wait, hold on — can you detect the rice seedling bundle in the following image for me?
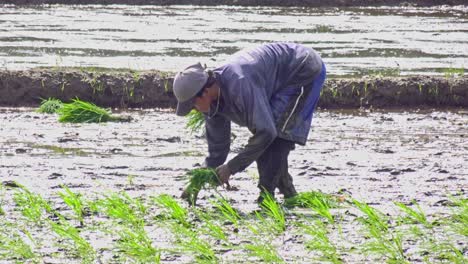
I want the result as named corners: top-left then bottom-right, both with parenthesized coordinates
top-left (37, 98), bottom-right (63, 114)
top-left (57, 99), bottom-right (118, 123)
top-left (186, 109), bottom-right (205, 133)
top-left (182, 168), bottom-right (220, 205)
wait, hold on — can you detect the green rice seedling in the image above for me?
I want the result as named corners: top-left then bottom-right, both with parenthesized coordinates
top-left (297, 220), bottom-right (341, 264)
top-left (13, 185), bottom-right (53, 224)
top-left (352, 199), bottom-right (388, 232)
top-left (395, 201), bottom-right (430, 228)
top-left (210, 197), bottom-right (241, 228)
top-left (352, 199), bottom-right (407, 263)
top-left (49, 218), bottom-right (95, 263)
top-left (37, 98), bottom-right (63, 114)
top-left (0, 227), bottom-right (37, 261)
top-left (95, 192), bottom-right (145, 228)
top-left (116, 226), bottom-right (160, 263)
top-left (58, 185), bottom-right (85, 225)
top-left (57, 98), bottom-right (123, 123)
top-left (182, 168), bottom-right (220, 205)
top-left (186, 109), bottom-right (205, 133)
top-left (284, 191), bottom-right (338, 209)
top-left (257, 192), bottom-right (286, 234)
top-left (170, 223), bottom-right (218, 263)
top-left (243, 240), bottom-right (284, 263)
top-left (194, 208), bottom-right (228, 242)
top-left (153, 194), bottom-right (189, 227)
top-left (428, 242), bottom-right (466, 264)
top-left (447, 196), bottom-right (468, 236)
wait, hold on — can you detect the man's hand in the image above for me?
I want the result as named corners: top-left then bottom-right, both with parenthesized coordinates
top-left (215, 164), bottom-right (231, 186)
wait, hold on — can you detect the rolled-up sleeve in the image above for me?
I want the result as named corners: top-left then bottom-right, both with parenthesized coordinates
top-left (227, 78), bottom-right (277, 174)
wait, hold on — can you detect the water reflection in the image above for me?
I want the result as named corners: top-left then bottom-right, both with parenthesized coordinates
top-left (0, 4), bottom-right (466, 76)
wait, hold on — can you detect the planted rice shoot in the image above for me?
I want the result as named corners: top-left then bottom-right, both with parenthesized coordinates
top-left (284, 191), bottom-right (338, 209)
top-left (37, 98), bottom-right (63, 114)
top-left (243, 240), bottom-right (284, 263)
top-left (116, 226), bottom-right (160, 263)
top-left (353, 199), bottom-right (407, 263)
top-left (13, 185), bottom-right (53, 224)
top-left (186, 109), bottom-right (205, 133)
top-left (256, 192), bottom-right (286, 234)
top-left (58, 185), bottom-right (85, 225)
top-left (210, 197), bottom-right (241, 228)
top-left (194, 208), bottom-right (229, 242)
top-left (94, 192), bottom-right (145, 228)
top-left (0, 226), bottom-right (37, 261)
top-left (50, 218), bottom-right (95, 262)
top-left (395, 201), bottom-right (430, 227)
top-left (153, 194), bottom-right (189, 227)
top-left (298, 220), bottom-right (342, 264)
top-left (169, 222), bottom-right (218, 263)
top-left (57, 98), bottom-right (122, 123)
top-left (182, 168), bottom-right (220, 205)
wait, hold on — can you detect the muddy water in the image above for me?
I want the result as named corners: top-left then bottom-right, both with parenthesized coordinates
top-left (0, 5), bottom-right (467, 76)
top-left (0, 108), bottom-right (467, 262)
top-left (1, 108), bottom-right (466, 209)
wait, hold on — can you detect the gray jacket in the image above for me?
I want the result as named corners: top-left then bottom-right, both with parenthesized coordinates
top-left (204, 43), bottom-right (325, 174)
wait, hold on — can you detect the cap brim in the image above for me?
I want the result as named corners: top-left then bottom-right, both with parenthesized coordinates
top-left (176, 97), bottom-right (196, 116)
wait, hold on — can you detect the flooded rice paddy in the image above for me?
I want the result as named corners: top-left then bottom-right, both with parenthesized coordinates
top-left (0, 5), bottom-right (467, 76)
top-left (0, 108), bottom-right (466, 263)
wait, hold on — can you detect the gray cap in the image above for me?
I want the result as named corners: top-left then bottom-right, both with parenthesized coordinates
top-left (173, 62), bottom-right (208, 116)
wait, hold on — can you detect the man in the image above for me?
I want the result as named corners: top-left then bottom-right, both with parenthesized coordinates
top-left (173, 42), bottom-right (326, 202)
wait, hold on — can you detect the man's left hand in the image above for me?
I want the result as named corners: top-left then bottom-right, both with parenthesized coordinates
top-left (215, 164), bottom-right (231, 186)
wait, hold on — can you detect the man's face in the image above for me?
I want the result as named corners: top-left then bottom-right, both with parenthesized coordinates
top-left (194, 89), bottom-right (211, 113)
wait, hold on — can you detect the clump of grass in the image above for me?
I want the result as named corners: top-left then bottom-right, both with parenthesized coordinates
top-left (186, 109), bottom-right (205, 133)
top-left (182, 168), bottom-right (220, 205)
top-left (57, 98), bottom-right (122, 123)
top-left (37, 98), bottom-right (63, 114)
top-left (194, 208), bottom-right (228, 242)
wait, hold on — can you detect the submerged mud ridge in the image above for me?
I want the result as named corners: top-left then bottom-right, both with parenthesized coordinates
top-left (0, 68), bottom-right (467, 109)
top-left (3, 0), bottom-right (467, 7)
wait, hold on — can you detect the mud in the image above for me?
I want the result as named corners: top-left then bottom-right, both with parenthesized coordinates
top-left (0, 107), bottom-right (466, 262)
top-left (2, 0), bottom-right (467, 7)
top-left (0, 69), bottom-right (467, 109)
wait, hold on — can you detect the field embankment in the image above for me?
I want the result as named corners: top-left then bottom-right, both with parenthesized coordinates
top-left (0, 68), bottom-right (466, 109)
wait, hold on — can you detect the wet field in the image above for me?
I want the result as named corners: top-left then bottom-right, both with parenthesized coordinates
top-left (0, 5), bottom-right (467, 76)
top-left (1, 108), bottom-right (466, 262)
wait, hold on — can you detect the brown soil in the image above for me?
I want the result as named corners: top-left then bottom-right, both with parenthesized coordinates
top-left (2, 0), bottom-right (467, 7)
top-left (0, 68), bottom-right (466, 109)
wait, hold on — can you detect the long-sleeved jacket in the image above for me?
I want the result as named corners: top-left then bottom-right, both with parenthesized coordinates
top-left (204, 43), bottom-right (326, 174)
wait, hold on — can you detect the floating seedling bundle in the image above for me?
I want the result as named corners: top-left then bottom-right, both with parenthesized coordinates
top-left (182, 168), bottom-right (220, 205)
